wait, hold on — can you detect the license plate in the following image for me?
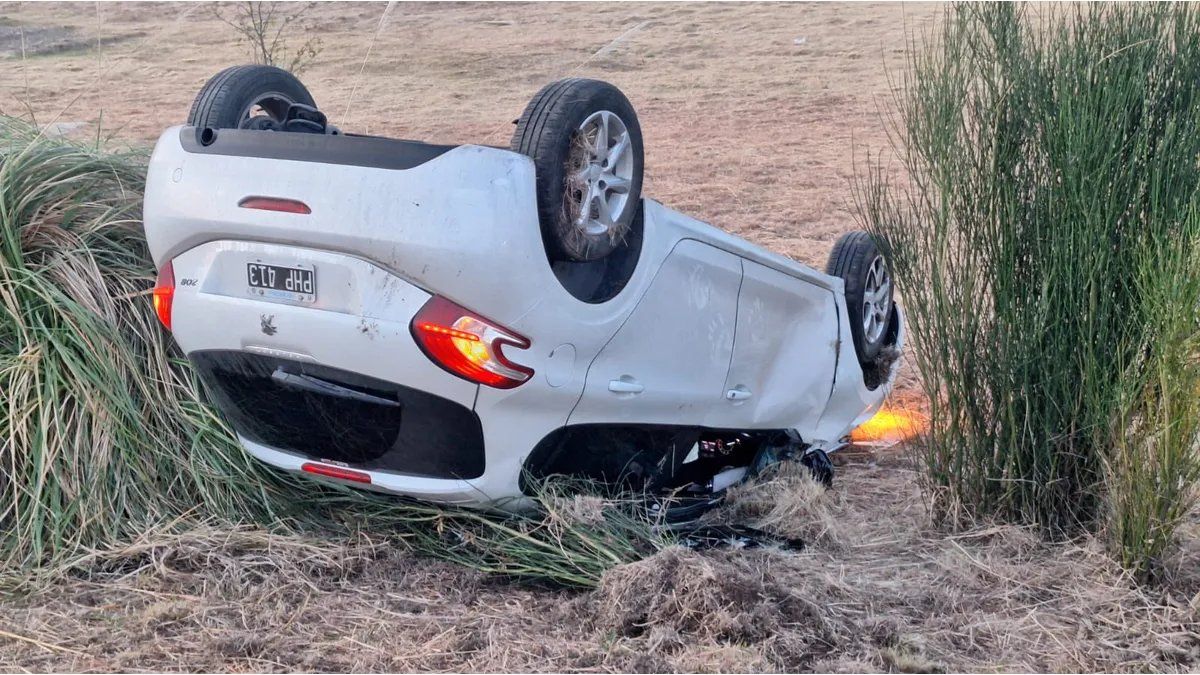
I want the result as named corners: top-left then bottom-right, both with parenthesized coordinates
top-left (247, 262), bottom-right (316, 302)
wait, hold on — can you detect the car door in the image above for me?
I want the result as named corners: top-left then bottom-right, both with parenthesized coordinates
top-left (708, 259), bottom-right (839, 437)
top-left (568, 239), bottom-right (742, 426)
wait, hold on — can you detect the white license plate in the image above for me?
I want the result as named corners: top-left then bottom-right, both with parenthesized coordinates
top-left (247, 262), bottom-right (316, 302)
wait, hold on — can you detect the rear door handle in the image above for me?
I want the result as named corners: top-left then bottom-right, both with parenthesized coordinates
top-left (608, 378), bottom-right (644, 394)
top-left (726, 387), bottom-right (753, 401)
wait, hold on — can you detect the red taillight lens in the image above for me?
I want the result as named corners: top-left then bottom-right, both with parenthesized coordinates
top-left (411, 296), bottom-right (533, 389)
top-left (238, 196), bottom-right (312, 214)
top-left (152, 261), bottom-right (175, 331)
top-left (301, 462), bottom-right (372, 484)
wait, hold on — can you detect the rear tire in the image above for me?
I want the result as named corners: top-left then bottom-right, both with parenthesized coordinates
top-left (511, 78), bottom-right (644, 262)
top-left (188, 65), bottom-right (315, 130)
top-left (826, 231), bottom-right (894, 363)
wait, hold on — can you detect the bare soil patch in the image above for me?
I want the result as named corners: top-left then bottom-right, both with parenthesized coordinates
top-left (0, 22), bottom-right (140, 59)
top-left (0, 25), bottom-right (81, 58)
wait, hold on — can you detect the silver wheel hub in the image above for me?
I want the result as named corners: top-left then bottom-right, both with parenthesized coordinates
top-left (566, 110), bottom-right (634, 239)
top-left (862, 255), bottom-right (892, 344)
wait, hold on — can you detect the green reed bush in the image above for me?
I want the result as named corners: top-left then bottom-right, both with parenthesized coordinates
top-left (859, 3), bottom-right (1200, 578)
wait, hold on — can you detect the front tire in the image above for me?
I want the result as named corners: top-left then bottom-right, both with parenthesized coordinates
top-left (826, 231), bottom-right (894, 364)
top-left (188, 65), bottom-right (315, 130)
top-left (511, 78), bottom-right (645, 262)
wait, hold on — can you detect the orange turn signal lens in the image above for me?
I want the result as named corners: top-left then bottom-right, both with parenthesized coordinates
top-left (152, 260), bottom-right (175, 331)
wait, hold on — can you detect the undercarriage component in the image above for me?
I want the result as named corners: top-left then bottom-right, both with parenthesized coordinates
top-left (523, 426), bottom-right (787, 496)
top-left (239, 103), bottom-right (340, 135)
top-left (525, 425), bottom-right (838, 526)
top-left (800, 447), bottom-right (834, 488)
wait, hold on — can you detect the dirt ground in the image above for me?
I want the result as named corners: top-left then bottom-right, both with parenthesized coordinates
top-left (2, 3), bottom-right (1197, 673)
top-left (0, 455), bottom-right (1196, 673)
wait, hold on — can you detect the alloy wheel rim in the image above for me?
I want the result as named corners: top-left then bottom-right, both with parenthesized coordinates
top-left (862, 255), bottom-right (892, 344)
top-left (566, 110), bottom-right (635, 239)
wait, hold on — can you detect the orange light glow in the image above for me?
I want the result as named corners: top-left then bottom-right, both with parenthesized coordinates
top-left (416, 322), bottom-right (480, 342)
top-left (850, 407), bottom-right (927, 443)
top-left (453, 335), bottom-right (492, 366)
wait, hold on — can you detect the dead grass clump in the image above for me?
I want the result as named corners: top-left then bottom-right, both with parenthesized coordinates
top-left (1161, 512), bottom-right (1200, 599)
top-left (562, 130), bottom-right (592, 226)
top-left (13, 525), bottom-right (386, 595)
top-left (663, 643), bottom-right (775, 674)
top-left (546, 493), bottom-right (609, 527)
top-left (593, 546), bottom-right (837, 660)
top-left (878, 633), bottom-right (944, 674)
top-left (720, 460), bottom-right (841, 546)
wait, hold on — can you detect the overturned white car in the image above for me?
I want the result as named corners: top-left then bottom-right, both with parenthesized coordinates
top-left (143, 65), bottom-right (903, 509)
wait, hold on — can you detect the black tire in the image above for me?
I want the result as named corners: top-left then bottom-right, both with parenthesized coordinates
top-left (187, 65), bottom-right (315, 130)
top-left (511, 78), bottom-right (644, 262)
top-left (826, 231), bottom-right (894, 363)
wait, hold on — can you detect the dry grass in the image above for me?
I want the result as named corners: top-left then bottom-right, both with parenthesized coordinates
top-left (718, 460), bottom-right (841, 547)
top-left (594, 547), bottom-right (837, 669)
top-left (0, 457), bottom-right (1194, 673)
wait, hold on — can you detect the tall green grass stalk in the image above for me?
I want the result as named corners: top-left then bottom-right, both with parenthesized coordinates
top-left (1104, 226), bottom-right (1200, 579)
top-left (859, 4), bottom-right (1200, 576)
top-left (0, 119), bottom-right (666, 585)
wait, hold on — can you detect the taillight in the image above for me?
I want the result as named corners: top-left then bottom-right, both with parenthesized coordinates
top-left (411, 296), bottom-right (533, 389)
top-left (238, 196), bottom-right (312, 214)
top-left (152, 261), bottom-right (175, 331)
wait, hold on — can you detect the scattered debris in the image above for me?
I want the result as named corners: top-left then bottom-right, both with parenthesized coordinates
top-left (673, 523), bottom-right (804, 551)
top-left (716, 459), bottom-right (841, 547)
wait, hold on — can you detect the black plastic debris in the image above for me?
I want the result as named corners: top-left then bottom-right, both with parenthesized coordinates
top-left (673, 523), bottom-right (804, 552)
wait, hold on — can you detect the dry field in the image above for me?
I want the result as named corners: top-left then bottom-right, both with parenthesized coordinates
top-left (0, 2), bottom-right (1197, 673)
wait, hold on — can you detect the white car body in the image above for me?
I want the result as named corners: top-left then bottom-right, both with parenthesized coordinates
top-left (143, 126), bottom-right (903, 508)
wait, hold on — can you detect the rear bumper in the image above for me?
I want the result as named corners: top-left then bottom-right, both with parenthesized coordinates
top-left (190, 350), bottom-right (485, 479)
top-left (168, 240), bottom-right (542, 505)
top-left (239, 438), bottom-right (500, 506)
